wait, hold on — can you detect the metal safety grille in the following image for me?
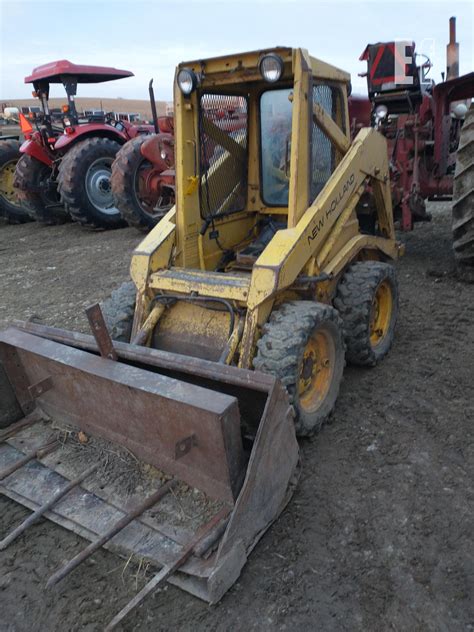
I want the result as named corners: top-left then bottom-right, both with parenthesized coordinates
top-left (310, 84), bottom-right (345, 202)
top-left (198, 93), bottom-right (248, 218)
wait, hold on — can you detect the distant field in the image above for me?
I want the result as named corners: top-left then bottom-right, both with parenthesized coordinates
top-left (2, 97), bottom-right (170, 121)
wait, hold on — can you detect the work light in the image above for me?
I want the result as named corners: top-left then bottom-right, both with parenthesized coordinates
top-left (374, 104), bottom-right (388, 120)
top-left (259, 54), bottom-right (284, 83)
top-left (177, 68), bottom-right (198, 95)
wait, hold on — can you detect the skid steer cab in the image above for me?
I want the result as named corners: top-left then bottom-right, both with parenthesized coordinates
top-left (0, 48), bottom-right (401, 624)
top-left (129, 46), bottom-right (402, 435)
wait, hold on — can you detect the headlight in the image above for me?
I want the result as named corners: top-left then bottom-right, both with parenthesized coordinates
top-left (177, 68), bottom-right (197, 95)
top-left (374, 104), bottom-right (388, 120)
top-left (63, 117), bottom-right (71, 126)
top-left (259, 54), bottom-right (284, 83)
top-left (160, 149), bottom-right (167, 160)
top-left (452, 103), bottom-right (468, 119)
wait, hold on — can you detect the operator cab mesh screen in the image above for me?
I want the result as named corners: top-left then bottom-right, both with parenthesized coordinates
top-left (198, 93), bottom-right (248, 218)
top-left (310, 84), bottom-right (345, 202)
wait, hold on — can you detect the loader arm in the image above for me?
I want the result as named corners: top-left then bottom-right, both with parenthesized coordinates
top-left (247, 127), bottom-right (397, 310)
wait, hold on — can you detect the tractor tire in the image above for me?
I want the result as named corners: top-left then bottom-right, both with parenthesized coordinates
top-left (58, 137), bottom-right (125, 229)
top-left (452, 103), bottom-right (474, 281)
top-left (334, 261), bottom-right (398, 367)
top-left (14, 154), bottom-right (66, 224)
top-left (111, 135), bottom-right (161, 232)
top-left (254, 301), bottom-right (345, 437)
top-left (100, 281), bottom-right (136, 342)
top-left (0, 140), bottom-right (31, 223)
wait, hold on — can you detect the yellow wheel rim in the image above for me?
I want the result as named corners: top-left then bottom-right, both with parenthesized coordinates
top-left (0, 159), bottom-right (20, 207)
top-left (370, 280), bottom-right (393, 348)
top-left (298, 328), bottom-right (335, 413)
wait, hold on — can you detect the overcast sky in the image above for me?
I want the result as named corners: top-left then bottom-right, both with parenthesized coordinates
top-left (0, 0), bottom-right (472, 101)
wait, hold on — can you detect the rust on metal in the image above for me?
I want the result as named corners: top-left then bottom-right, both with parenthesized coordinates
top-left (0, 411), bottom-right (43, 443)
top-left (175, 434), bottom-right (198, 460)
top-left (0, 321), bottom-right (300, 605)
top-left (0, 439), bottom-right (59, 481)
top-left (12, 321), bottom-right (276, 392)
top-left (27, 376), bottom-right (53, 399)
top-left (104, 507), bottom-right (231, 631)
top-left (0, 345), bottom-right (35, 415)
top-left (85, 303), bottom-right (117, 360)
top-left (46, 479), bottom-right (178, 588)
top-left (0, 462), bottom-right (99, 551)
top-left (0, 327), bottom-right (247, 502)
top-left (131, 303), bottom-right (166, 346)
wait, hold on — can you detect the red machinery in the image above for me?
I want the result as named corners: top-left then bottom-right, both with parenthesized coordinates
top-left (111, 88), bottom-right (248, 231)
top-left (14, 60), bottom-right (153, 227)
top-left (358, 18), bottom-right (473, 248)
top-left (110, 80), bottom-right (176, 231)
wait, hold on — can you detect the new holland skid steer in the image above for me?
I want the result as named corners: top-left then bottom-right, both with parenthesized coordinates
top-left (0, 48), bottom-right (401, 628)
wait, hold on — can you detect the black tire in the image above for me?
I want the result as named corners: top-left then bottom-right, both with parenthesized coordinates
top-left (14, 154), bottom-right (66, 224)
top-left (334, 261), bottom-right (398, 367)
top-left (452, 104), bottom-right (474, 281)
top-left (0, 140), bottom-right (31, 223)
top-left (100, 281), bottom-right (136, 342)
top-left (254, 301), bottom-right (345, 437)
top-left (111, 135), bottom-right (167, 232)
top-left (58, 137), bottom-right (125, 229)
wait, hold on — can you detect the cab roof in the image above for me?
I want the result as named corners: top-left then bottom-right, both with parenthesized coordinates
top-left (25, 60), bottom-right (134, 84)
top-left (178, 47), bottom-right (350, 84)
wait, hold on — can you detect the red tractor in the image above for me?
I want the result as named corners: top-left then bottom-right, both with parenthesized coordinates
top-left (111, 88), bottom-right (248, 231)
top-left (14, 60), bottom-right (153, 228)
top-left (358, 17), bottom-right (473, 277)
top-left (111, 80), bottom-right (175, 231)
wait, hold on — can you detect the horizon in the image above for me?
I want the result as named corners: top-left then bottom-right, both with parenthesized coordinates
top-left (0, 1), bottom-right (473, 101)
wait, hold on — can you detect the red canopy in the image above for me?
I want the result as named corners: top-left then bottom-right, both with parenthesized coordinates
top-left (25, 60), bottom-right (134, 84)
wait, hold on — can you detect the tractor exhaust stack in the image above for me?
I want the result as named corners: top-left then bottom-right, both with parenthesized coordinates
top-left (446, 16), bottom-right (459, 80)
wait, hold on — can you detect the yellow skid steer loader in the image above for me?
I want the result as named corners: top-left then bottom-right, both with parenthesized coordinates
top-left (0, 48), bottom-right (401, 627)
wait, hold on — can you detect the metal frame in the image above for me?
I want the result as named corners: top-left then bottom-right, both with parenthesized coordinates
top-left (130, 46), bottom-right (399, 369)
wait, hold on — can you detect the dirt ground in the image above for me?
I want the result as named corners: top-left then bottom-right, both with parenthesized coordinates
top-left (0, 204), bottom-right (473, 632)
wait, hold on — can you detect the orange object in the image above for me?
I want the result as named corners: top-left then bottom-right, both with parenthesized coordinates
top-left (61, 104), bottom-right (69, 113)
top-left (19, 113), bottom-right (33, 134)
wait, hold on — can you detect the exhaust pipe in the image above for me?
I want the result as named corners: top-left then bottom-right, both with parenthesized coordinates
top-left (446, 16), bottom-right (459, 80)
top-left (148, 78), bottom-right (160, 134)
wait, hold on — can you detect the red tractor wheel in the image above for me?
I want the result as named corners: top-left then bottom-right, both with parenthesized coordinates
top-left (111, 135), bottom-right (175, 232)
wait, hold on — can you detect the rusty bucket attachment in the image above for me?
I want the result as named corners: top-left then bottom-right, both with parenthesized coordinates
top-left (0, 321), bottom-right (299, 623)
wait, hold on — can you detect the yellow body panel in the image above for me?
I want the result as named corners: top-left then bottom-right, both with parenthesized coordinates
top-left (149, 268), bottom-right (250, 302)
top-left (129, 46), bottom-right (400, 368)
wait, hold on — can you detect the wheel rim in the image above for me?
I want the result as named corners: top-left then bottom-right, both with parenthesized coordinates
top-left (298, 327), bottom-right (335, 413)
top-left (0, 159), bottom-right (21, 208)
top-left (370, 280), bottom-right (393, 347)
top-left (85, 157), bottom-right (119, 215)
top-left (133, 159), bottom-right (172, 220)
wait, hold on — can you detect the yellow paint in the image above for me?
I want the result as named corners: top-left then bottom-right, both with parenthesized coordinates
top-left (370, 280), bottom-right (393, 347)
top-left (185, 176), bottom-right (199, 196)
top-left (127, 46), bottom-right (400, 368)
top-left (312, 102), bottom-right (351, 155)
top-left (298, 328), bottom-right (334, 413)
top-left (0, 159), bottom-right (19, 204)
top-left (132, 303), bottom-right (166, 345)
top-left (149, 267), bottom-right (250, 302)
